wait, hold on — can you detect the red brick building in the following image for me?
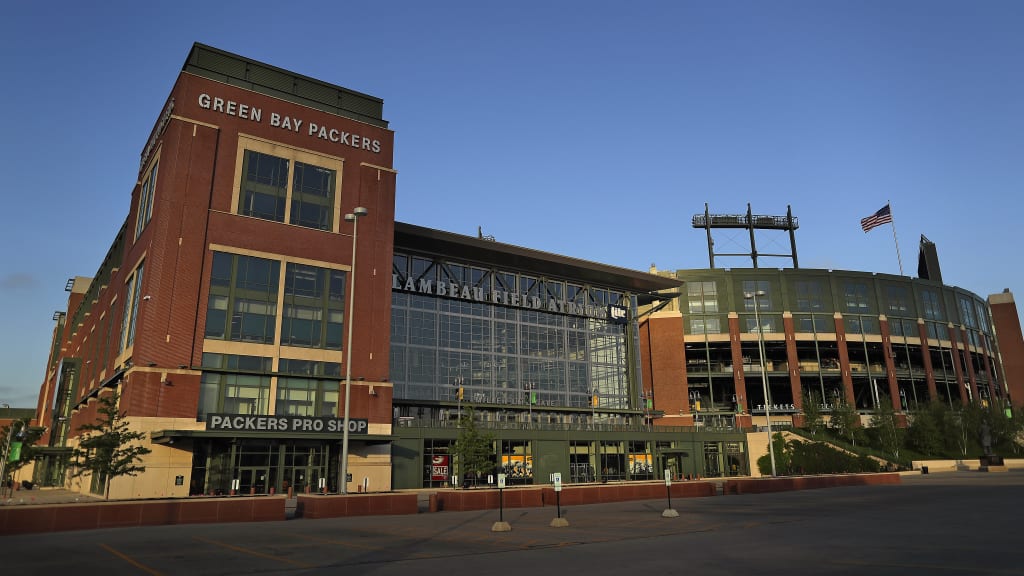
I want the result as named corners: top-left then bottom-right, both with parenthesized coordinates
top-left (36, 44), bottom-right (396, 497)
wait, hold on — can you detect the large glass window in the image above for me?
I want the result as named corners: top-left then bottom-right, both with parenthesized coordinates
top-left (276, 378), bottom-right (338, 417)
top-left (689, 317), bottom-right (722, 335)
top-left (134, 160), bottom-right (159, 240)
top-left (885, 285), bottom-right (911, 317)
top-left (958, 296), bottom-right (978, 330)
top-left (741, 281), bottom-right (772, 310)
top-left (794, 280), bottom-right (825, 312)
top-left (119, 263), bottom-right (145, 354)
top-left (238, 146), bottom-right (338, 231)
top-left (920, 289), bottom-right (944, 321)
top-left (197, 353), bottom-right (273, 421)
top-left (240, 151), bottom-right (289, 222)
top-left (291, 162), bottom-right (336, 230)
top-left (281, 263), bottom-right (346, 349)
top-left (843, 282), bottom-right (871, 313)
top-left (390, 252), bottom-right (634, 412)
top-left (198, 373), bottom-right (271, 420)
top-left (687, 281), bottom-right (718, 314)
top-left (205, 252), bottom-right (280, 344)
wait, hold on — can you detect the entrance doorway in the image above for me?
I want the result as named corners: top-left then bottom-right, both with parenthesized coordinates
top-left (285, 467), bottom-right (322, 494)
top-left (238, 467), bottom-right (270, 494)
top-left (658, 450), bottom-right (688, 480)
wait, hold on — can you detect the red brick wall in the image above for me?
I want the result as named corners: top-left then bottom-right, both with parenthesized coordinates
top-left (643, 313), bottom-right (689, 425)
top-left (990, 295), bottom-right (1024, 408)
top-left (0, 496), bottom-right (286, 535)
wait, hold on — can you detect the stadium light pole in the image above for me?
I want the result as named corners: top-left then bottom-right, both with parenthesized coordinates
top-left (744, 290), bottom-right (777, 477)
top-left (340, 206), bottom-right (368, 494)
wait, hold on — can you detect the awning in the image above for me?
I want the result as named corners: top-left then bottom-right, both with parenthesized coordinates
top-left (150, 428), bottom-right (394, 445)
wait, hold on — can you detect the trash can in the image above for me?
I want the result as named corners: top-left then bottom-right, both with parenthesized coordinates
top-left (921, 466), bottom-right (929, 475)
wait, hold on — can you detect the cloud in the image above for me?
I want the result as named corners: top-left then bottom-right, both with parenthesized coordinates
top-left (1, 274), bottom-right (38, 291)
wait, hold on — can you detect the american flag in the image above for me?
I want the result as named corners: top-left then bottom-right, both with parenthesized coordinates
top-left (860, 204), bottom-right (893, 232)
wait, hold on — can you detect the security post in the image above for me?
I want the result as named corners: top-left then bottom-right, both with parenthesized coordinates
top-left (662, 468), bottom-right (679, 517)
top-left (550, 472), bottom-right (569, 527)
top-left (491, 473), bottom-right (511, 532)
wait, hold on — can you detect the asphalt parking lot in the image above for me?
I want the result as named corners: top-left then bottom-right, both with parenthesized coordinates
top-left (1, 470), bottom-right (1022, 576)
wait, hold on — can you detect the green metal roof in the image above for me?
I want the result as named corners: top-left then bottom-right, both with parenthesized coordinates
top-left (183, 43), bottom-right (388, 129)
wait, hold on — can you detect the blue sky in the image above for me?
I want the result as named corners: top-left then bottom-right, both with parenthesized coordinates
top-left (2, 1), bottom-right (1022, 407)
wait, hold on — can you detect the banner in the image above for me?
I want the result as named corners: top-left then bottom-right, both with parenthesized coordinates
top-left (8, 441), bottom-right (22, 462)
top-left (430, 455), bottom-right (450, 481)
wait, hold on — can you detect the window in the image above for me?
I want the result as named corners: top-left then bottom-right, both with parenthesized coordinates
top-left (236, 139), bottom-right (340, 231)
top-left (920, 289), bottom-right (944, 321)
top-left (958, 296), bottom-right (978, 329)
top-left (741, 281), bottom-right (771, 311)
top-left (794, 314), bottom-right (832, 333)
top-left (885, 285), bottom-right (911, 316)
top-left (205, 252), bottom-right (280, 344)
top-left (119, 263), bottom-right (145, 354)
top-left (687, 281), bottom-right (718, 314)
top-left (291, 161), bottom-right (336, 230)
top-left (197, 353), bottom-right (273, 421)
top-left (690, 317), bottom-right (722, 335)
top-left (281, 263), bottom-right (346, 349)
top-left (240, 151), bottom-right (288, 222)
top-left (794, 280), bottom-right (825, 312)
top-left (843, 282), bottom-right (871, 313)
top-left (134, 160), bottom-right (159, 240)
top-left (198, 373), bottom-right (270, 420)
top-left (276, 378), bottom-right (338, 417)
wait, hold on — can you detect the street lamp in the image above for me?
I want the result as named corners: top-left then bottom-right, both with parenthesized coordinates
top-left (340, 206), bottom-right (368, 494)
top-left (744, 290), bottom-right (777, 477)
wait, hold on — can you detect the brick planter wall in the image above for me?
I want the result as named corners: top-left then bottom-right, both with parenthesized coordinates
top-left (0, 496), bottom-right (286, 535)
top-left (722, 473), bottom-right (901, 495)
top-left (296, 493), bottom-right (419, 519)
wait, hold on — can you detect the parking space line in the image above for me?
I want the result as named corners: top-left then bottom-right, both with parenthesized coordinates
top-left (99, 543), bottom-right (165, 576)
top-left (193, 536), bottom-right (315, 568)
top-left (290, 531), bottom-right (386, 551)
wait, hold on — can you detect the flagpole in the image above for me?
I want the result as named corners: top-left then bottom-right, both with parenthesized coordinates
top-left (888, 200), bottom-right (904, 276)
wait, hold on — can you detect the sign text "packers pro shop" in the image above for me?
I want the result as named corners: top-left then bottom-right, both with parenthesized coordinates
top-left (206, 414), bottom-right (369, 434)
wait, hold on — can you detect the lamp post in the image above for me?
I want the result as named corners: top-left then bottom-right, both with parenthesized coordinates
top-left (744, 290), bottom-right (777, 477)
top-left (340, 206), bottom-right (368, 494)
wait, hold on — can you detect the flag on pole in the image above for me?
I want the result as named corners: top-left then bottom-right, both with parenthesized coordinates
top-left (860, 204), bottom-right (893, 232)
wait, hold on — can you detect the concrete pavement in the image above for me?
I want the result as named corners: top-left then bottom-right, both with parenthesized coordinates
top-left (0, 470), bottom-right (1021, 575)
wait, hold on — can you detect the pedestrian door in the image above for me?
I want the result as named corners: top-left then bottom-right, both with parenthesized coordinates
top-left (238, 467), bottom-right (270, 494)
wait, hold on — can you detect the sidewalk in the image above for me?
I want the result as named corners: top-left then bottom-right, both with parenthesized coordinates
top-left (2, 487), bottom-right (102, 506)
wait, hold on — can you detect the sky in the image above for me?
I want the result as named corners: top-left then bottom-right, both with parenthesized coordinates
top-left (2, 1), bottom-right (1022, 408)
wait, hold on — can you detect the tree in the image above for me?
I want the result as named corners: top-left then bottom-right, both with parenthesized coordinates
top-left (869, 393), bottom-right (904, 465)
top-left (452, 406), bottom-right (494, 487)
top-left (906, 401), bottom-right (947, 457)
top-left (983, 402), bottom-right (1024, 456)
top-left (950, 402), bottom-right (984, 458)
top-left (757, 432), bottom-right (792, 475)
top-left (2, 419), bottom-right (43, 495)
top-left (830, 397), bottom-right (864, 447)
top-left (801, 390), bottom-right (825, 439)
top-left (69, 392), bottom-right (151, 499)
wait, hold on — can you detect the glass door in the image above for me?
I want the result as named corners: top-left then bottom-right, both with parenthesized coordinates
top-left (238, 467), bottom-right (270, 494)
